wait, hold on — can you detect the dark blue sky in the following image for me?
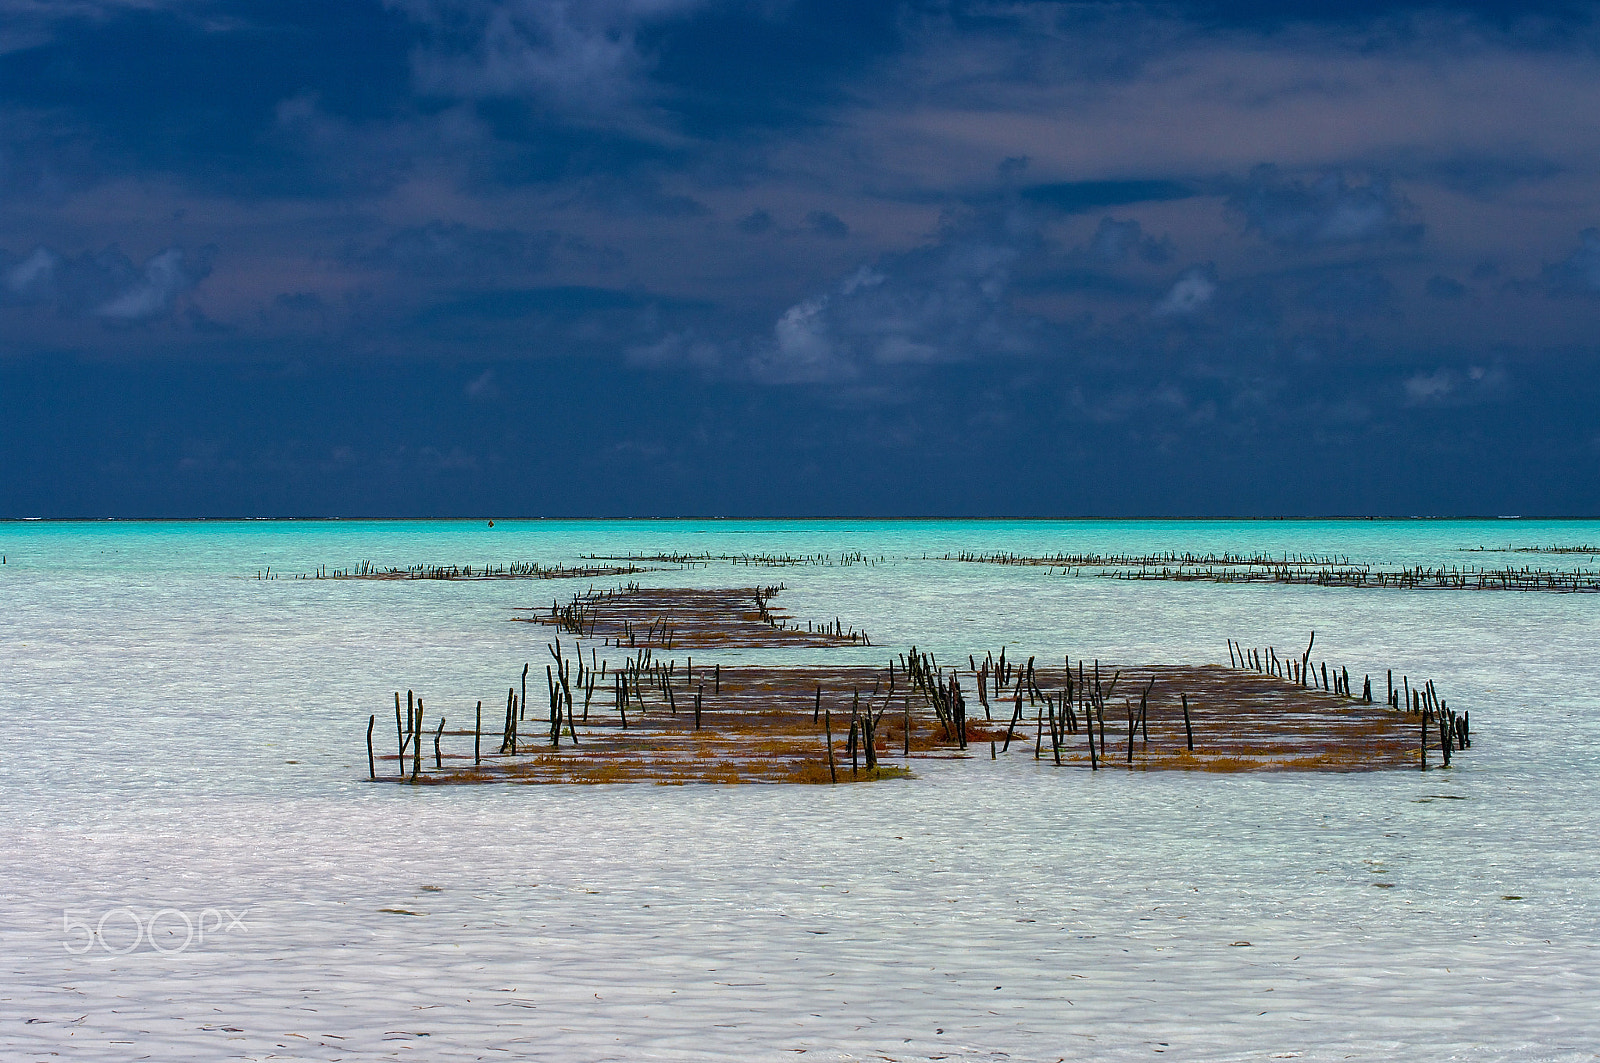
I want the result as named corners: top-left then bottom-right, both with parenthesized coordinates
top-left (3, 0), bottom-right (1598, 516)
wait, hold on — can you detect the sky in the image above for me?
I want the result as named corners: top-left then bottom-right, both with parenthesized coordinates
top-left (2, 0), bottom-right (1599, 517)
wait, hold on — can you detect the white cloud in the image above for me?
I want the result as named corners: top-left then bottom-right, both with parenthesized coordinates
top-left (96, 248), bottom-right (196, 320)
top-left (1542, 228), bottom-right (1600, 294)
top-left (392, 0), bottom-right (708, 119)
top-left (3, 247), bottom-right (59, 300)
top-left (1, 244), bottom-right (208, 321)
top-left (1404, 364), bottom-right (1505, 405)
top-left (1154, 267), bottom-right (1216, 316)
top-left (746, 208), bottom-right (1041, 384)
top-left (1405, 368), bottom-right (1455, 402)
top-left (1228, 166), bottom-right (1423, 248)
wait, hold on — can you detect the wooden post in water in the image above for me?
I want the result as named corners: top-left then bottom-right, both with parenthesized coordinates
top-left (863, 697), bottom-right (877, 772)
top-left (824, 708), bottom-right (837, 783)
top-left (1001, 697), bottom-right (1021, 753)
top-left (547, 664), bottom-right (560, 748)
top-left (367, 715), bottom-right (376, 780)
top-left (412, 700), bottom-right (423, 781)
top-left (1126, 698), bottom-right (1134, 764)
top-left (395, 693), bottom-right (405, 779)
top-left (1086, 702), bottom-right (1097, 770)
top-left (1181, 693), bottom-right (1194, 752)
top-left (1140, 679), bottom-right (1152, 742)
top-left (1049, 699), bottom-right (1062, 766)
top-left (434, 716), bottom-right (445, 770)
top-left (474, 701), bottom-right (482, 766)
top-left (507, 688), bottom-right (519, 755)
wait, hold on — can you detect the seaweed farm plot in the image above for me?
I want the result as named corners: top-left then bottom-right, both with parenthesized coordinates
top-left (939, 549), bottom-right (1600, 591)
top-left (513, 583), bottom-right (872, 648)
top-left (1462, 542), bottom-right (1600, 556)
top-left (371, 662), bottom-right (944, 786)
top-left (362, 587), bottom-right (1471, 784)
top-left (580, 550), bottom-right (887, 568)
top-left (294, 560), bottom-right (665, 581)
top-left (997, 662), bottom-right (1460, 773)
top-left (948, 635), bottom-right (1466, 773)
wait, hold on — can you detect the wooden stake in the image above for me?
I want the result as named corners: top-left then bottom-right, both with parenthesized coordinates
top-left (1087, 703), bottom-right (1097, 770)
top-left (394, 694), bottom-right (405, 780)
top-left (1126, 698), bottom-right (1134, 764)
top-left (412, 699), bottom-right (423, 781)
top-left (1050, 699), bottom-right (1062, 766)
top-left (1000, 699), bottom-right (1021, 753)
top-left (825, 708), bottom-right (836, 783)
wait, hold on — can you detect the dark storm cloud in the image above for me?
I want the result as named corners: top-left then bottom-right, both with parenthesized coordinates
top-left (1227, 166), bottom-right (1424, 249)
top-left (341, 221), bottom-right (558, 277)
top-left (413, 284), bottom-right (650, 325)
top-left (0, 2), bottom-right (418, 197)
top-left (804, 210), bottom-right (849, 239)
top-left (1407, 153), bottom-right (1562, 199)
top-left (1289, 265), bottom-right (1397, 315)
top-left (3, 0), bottom-right (1600, 515)
top-left (1542, 228), bottom-right (1600, 295)
top-left (735, 209), bottom-right (774, 234)
top-left (1021, 181), bottom-right (1195, 214)
top-left (1086, 217), bottom-right (1172, 264)
top-left (744, 206), bottom-right (1045, 384)
top-left (1, 243), bottom-right (212, 321)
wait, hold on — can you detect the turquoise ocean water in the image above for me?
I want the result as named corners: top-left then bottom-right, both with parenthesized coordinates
top-left (3, 519), bottom-right (1598, 1061)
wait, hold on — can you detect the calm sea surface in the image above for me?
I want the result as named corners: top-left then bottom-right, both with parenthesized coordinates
top-left (3, 519), bottom-right (1597, 1062)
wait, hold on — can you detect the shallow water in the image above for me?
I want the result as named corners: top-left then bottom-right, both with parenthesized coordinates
top-left (3, 519), bottom-right (1597, 1062)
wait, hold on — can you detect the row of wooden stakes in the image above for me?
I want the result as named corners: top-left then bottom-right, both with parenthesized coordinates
top-left (1227, 630), bottom-right (1470, 768)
